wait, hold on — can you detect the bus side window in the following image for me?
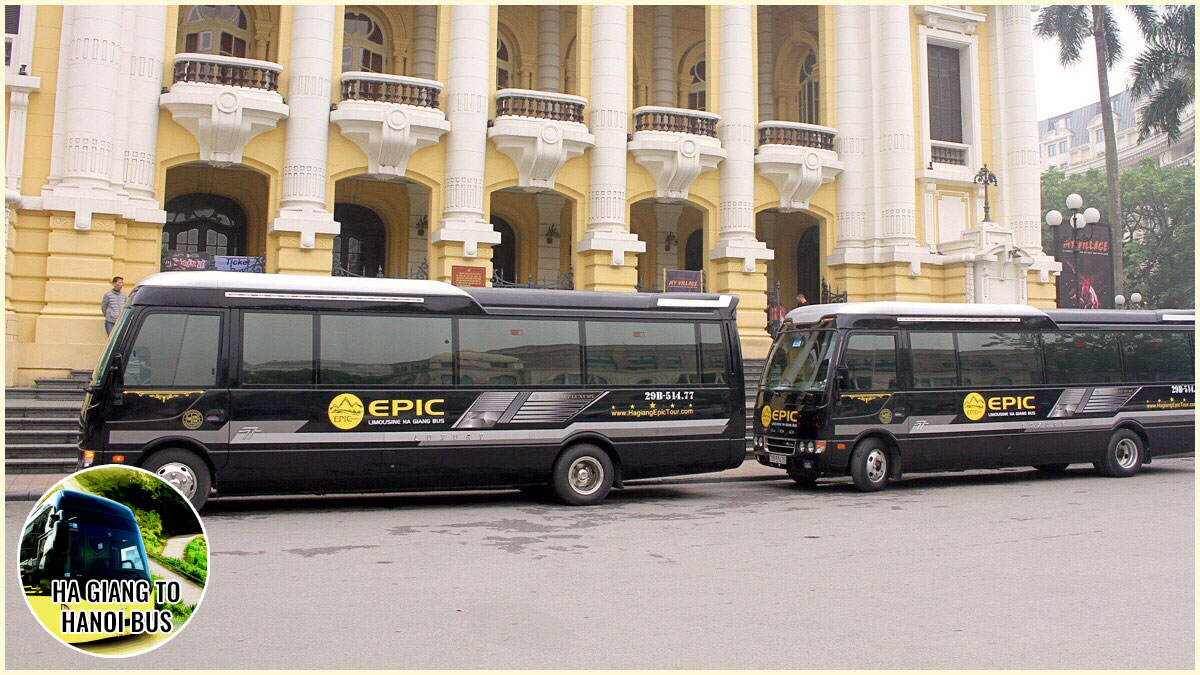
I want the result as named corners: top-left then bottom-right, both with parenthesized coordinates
top-left (1122, 331), bottom-right (1193, 382)
top-left (584, 321), bottom-right (699, 386)
top-left (909, 332), bottom-right (957, 389)
top-left (699, 323), bottom-right (727, 384)
top-left (1043, 332), bottom-right (1122, 384)
top-left (123, 313), bottom-right (221, 387)
top-left (841, 334), bottom-right (898, 391)
top-left (956, 332), bottom-right (1042, 387)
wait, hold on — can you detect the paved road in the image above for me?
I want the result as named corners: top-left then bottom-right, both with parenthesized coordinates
top-left (161, 534), bottom-right (201, 560)
top-left (6, 460), bottom-right (1194, 668)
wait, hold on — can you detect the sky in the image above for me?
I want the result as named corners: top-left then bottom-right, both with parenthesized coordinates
top-left (1033, 8), bottom-right (1148, 121)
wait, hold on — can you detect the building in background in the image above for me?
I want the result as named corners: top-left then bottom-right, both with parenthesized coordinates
top-left (1039, 89), bottom-right (1196, 175)
top-left (4, 5), bottom-right (1059, 383)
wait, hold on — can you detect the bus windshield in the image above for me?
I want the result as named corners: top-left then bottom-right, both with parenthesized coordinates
top-left (62, 514), bottom-right (148, 580)
top-left (90, 311), bottom-right (132, 387)
top-left (762, 329), bottom-right (839, 392)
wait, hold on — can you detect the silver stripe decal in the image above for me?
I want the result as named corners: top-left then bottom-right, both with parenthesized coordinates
top-left (223, 418), bottom-right (729, 446)
top-left (109, 423), bottom-right (230, 445)
top-left (225, 291), bottom-right (424, 303)
top-left (836, 409), bottom-right (1194, 436)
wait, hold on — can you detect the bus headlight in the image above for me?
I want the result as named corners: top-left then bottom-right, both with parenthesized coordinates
top-left (814, 441), bottom-right (826, 454)
top-left (753, 435), bottom-right (764, 449)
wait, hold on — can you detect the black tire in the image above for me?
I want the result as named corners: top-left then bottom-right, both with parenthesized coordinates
top-left (849, 438), bottom-right (890, 492)
top-left (787, 470), bottom-right (818, 488)
top-left (1033, 463), bottom-right (1070, 474)
top-left (141, 448), bottom-right (212, 510)
top-left (1096, 429), bottom-right (1144, 478)
top-left (551, 444), bottom-right (614, 506)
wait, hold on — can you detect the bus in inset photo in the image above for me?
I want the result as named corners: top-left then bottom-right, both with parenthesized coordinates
top-left (752, 302), bottom-right (1195, 491)
top-left (79, 272), bottom-right (747, 508)
top-left (19, 489), bottom-right (154, 645)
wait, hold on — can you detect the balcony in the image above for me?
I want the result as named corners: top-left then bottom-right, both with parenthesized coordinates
top-left (754, 121), bottom-right (842, 212)
top-left (930, 140), bottom-right (969, 167)
top-left (331, 72), bottom-right (450, 180)
top-left (487, 89), bottom-right (594, 192)
top-left (628, 106), bottom-right (725, 201)
top-left (159, 53), bottom-right (288, 166)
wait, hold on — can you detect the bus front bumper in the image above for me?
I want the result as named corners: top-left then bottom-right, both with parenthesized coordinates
top-left (754, 449), bottom-right (827, 475)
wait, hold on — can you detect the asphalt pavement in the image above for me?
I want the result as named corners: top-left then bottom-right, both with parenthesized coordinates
top-left (6, 458), bottom-right (1194, 669)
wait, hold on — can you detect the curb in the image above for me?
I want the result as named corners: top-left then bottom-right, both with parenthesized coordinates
top-left (6, 491), bottom-right (45, 502)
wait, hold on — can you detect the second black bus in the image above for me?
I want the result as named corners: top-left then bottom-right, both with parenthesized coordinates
top-left (753, 302), bottom-right (1195, 491)
top-left (79, 272), bottom-right (746, 508)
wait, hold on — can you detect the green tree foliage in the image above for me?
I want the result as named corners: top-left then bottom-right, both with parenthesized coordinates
top-left (1041, 160), bottom-right (1195, 308)
top-left (130, 506), bottom-right (165, 556)
top-left (70, 468), bottom-right (202, 541)
top-left (1130, 5), bottom-right (1195, 143)
top-left (183, 536), bottom-right (208, 573)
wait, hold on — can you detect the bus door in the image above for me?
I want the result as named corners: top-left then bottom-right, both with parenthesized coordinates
top-left (833, 331), bottom-right (914, 455)
top-left (225, 311), bottom-right (381, 493)
top-left (106, 309), bottom-right (230, 468)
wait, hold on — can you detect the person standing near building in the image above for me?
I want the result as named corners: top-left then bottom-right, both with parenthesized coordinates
top-left (101, 277), bottom-right (127, 335)
top-left (795, 293), bottom-right (809, 309)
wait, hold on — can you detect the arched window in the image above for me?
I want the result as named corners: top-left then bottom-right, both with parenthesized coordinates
top-left (796, 226), bottom-right (819, 303)
top-left (332, 203), bottom-right (386, 277)
top-left (496, 36), bottom-right (514, 89)
top-left (164, 194), bottom-right (247, 257)
top-left (797, 48), bottom-right (819, 125)
top-left (686, 59), bottom-right (706, 111)
top-left (180, 5), bottom-right (250, 58)
top-left (684, 230), bottom-right (703, 271)
top-left (490, 216), bottom-right (517, 283)
top-left (343, 9), bottom-right (386, 73)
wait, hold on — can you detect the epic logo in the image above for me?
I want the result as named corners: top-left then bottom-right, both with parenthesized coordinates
top-left (328, 394), bottom-right (365, 430)
top-left (761, 405), bottom-right (800, 427)
top-left (328, 395), bottom-right (444, 430)
top-left (963, 392), bottom-right (1036, 421)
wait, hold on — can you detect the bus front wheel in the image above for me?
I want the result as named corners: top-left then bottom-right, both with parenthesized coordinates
top-left (849, 439), bottom-right (890, 492)
top-left (1095, 430), bottom-right (1144, 478)
top-left (143, 449), bottom-right (212, 510)
top-left (551, 444), bottom-right (614, 506)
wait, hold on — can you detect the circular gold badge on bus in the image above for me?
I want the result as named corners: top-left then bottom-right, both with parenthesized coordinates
top-left (760, 405), bottom-right (772, 428)
top-left (963, 392), bottom-right (987, 421)
top-left (181, 410), bottom-right (203, 430)
top-left (878, 408), bottom-right (893, 424)
top-left (328, 393), bottom-right (365, 430)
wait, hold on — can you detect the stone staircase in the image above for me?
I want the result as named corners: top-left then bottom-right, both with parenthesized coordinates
top-left (5, 370), bottom-right (89, 474)
top-left (4, 362), bottom-right (768, 474)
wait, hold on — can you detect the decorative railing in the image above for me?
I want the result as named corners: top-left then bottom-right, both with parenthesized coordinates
top-left (340, 72), bottom-right (443, 109)
top-left (931, 140), bottom-right (969, 167)
top-left (492, 266), bottom-right (574, 290)
top-left (494, 89), bottom-right (586, 124)
top-left (758, 121), bottom-right (837, 151)
top-left (172, 53), bottom-right (282, 91)
top-left (632, 106), bottom-right (719, 138)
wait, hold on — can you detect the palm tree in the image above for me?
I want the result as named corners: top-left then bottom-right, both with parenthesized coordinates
top-left (1130, 5), bottom-right (1195, 144)
top-left (1035, 5), bottom-right (1158, 297)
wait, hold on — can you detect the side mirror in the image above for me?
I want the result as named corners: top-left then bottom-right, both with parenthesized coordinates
top-left (109, 353), bottom-right (123, 374)
top-left (836, 365), bottom-right (851, 390)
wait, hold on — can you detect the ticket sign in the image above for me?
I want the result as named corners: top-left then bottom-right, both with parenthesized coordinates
top-left (664, 269), bottom-right (703, 293)
top-left (451, 265), bottom-right (487, 287)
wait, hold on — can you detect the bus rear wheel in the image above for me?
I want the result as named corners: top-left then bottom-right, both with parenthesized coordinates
top-left (142, 449), bottom-right (212, 510)
top-left (1095, 430), bottom-right (1144, 478)
top-left (849, 439), bottom-right (890, 492)
top-left (551, 444), bottom-right (614, 506)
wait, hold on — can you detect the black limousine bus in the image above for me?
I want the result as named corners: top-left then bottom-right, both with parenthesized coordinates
top-left (80, 272), bottom-right (746, 508)
top-left (753, 302), bottom-right (1195, 491)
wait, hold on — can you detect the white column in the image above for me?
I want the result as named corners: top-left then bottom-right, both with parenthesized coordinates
top-left (412, 6), bottom-right (437, 81)
top-left (711, 5), bottom-right (771, 272)
top-left (5, 87), bottom-right (36, 193)
top-left (578, 5), bottom-right (643, 266)
top-left (872, 6), bottom-right (918, 247)
top-left (40, 6), bottom-right (126, 229)
top-left (832, 5), bottom-right (871, 250)
top-left (122, 5), bottom-right (168, 218)
top-left (537, 6), bottom-right (561, 93)
top-left (433, 5), bottom-right (498, 258)
top-left (406, 183), bottom-right (430, 274)
top-left (992, 5), bottom-right (1042, 253)
top-left (757, 6), bottom-right (775, 122)
top-left (270, 5), bottom-right (338, 249)
top-left (536, 192), bottom-right (565, 282)
top-left (652, 6), bottom-right (674, 107)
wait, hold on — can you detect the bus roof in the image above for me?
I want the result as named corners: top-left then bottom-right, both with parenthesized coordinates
top-left (786, 302), bottom-right (1049, 323)
top-left (786, 302), bottom-right (1195, 330)
top-left (136, 271), bottom-right (473, 298)
top-left (45, 490), bottom-right (138, 523)
top-left (1045, 308), bottom-right (1195, 326)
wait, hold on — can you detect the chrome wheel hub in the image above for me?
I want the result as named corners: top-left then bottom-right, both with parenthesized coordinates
top-left (156, 462), bottom-right (197, 499)
top-left (1115, 439), bottom-right (1138, 469)
top-left (865, 449), bottom-right (887, 483)
top-left (568, 457), bottom-right (603, 495)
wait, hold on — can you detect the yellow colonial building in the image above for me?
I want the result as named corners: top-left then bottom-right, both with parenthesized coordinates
top-left (4, 4), bottom-right (1060, 384)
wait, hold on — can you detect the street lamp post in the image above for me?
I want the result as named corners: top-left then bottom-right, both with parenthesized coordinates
top-left (1045, 193), bottom-right (1101, 308)
top-left (974, 164), bottom-right (998, 222)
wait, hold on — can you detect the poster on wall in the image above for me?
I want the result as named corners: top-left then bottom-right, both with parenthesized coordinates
top-left (216, 256), bottom-right (265, 273)
top-left (1054, 223), bottom-right (1115, 309)
top-left (451, 265), bottom-right (487, 287)
top-left (161, 251), bottom-right (214, 271)
top-left (663, 269), bottom-right (703, 293)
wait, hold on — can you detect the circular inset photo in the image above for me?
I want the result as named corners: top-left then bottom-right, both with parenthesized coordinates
top-left (17, 465), bottom-right (209, 657)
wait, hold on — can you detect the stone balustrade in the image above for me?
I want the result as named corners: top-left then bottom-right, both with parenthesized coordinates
top-left (172, 53), bottom-right (281, 91)
top-left (633, 106), bottom-right (719, 138)
top-left (341, 72), bottom-right (442, 109)
top-left (758, 121), bottom-right (837, 151)
top-left (931, 140), bottom-right (969, 166)
top-left (494, 88), bottom-right (585, 124)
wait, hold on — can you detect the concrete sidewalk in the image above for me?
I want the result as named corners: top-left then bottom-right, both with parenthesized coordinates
top-left (5, 459), bottom-right (784, 502)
